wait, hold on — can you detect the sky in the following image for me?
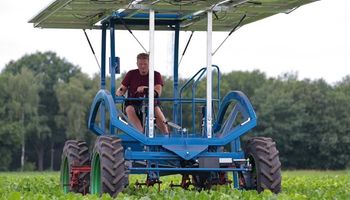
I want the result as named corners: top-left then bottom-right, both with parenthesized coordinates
top-left (0, 0), bottom-right (349, 84)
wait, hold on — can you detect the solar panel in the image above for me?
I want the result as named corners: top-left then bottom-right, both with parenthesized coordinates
top-left (29, 0), bottom-right (318, 31)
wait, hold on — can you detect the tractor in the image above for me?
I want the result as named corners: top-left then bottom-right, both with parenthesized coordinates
top-left (30, 0), bottom-right (318, 197)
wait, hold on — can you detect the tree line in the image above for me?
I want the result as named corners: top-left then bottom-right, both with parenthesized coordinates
top-left (0, 52), bottom-right (349, 171)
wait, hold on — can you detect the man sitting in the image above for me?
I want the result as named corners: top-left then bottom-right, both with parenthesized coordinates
top-left (116, 53), bottom-right (169, 135)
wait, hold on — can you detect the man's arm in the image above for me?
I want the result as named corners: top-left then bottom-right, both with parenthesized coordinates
top-left (116, 84), bottom-right (127, 96)
top-left (155, 84), bottom-right (162, 96)
top-left (117, 71), bottom-right (131, 96)
top-left (154, 72), bottom-right (164, 97)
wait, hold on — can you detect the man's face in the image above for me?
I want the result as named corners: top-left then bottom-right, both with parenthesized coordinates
top-left (137, 58), bottom-right (149, 75)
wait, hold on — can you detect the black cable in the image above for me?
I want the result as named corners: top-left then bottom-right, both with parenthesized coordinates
top-left (213, 11), bottom-right (219, 20)
top-left (229, 14), bottom-right (246, 36)
top-left (213, 14), bottom-right (246, 56)
top-left (179, 31), bottom-right (194, 65)
top-left (117, 16), bottom-right (148, 53)
top-left (83, 29), bottom-right (101, 71)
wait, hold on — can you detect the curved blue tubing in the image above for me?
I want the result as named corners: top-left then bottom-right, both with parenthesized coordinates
top-left (213, 90), bottom-right (257, 133)
top-left (88, 90), bottom-right (256, 147)
top-left (87, 90), bottom-right (145, 142)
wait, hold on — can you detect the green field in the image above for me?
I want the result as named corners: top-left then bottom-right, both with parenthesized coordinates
top-left (0, 171), bottom-right (349, 200)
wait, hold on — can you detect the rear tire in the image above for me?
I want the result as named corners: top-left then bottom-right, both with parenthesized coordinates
top-left (241, 137), bottom-right (281, 193)
top-left (60, 140), bottom-right (90, 194)
top-left (90, 136), bottom-right (127, 197)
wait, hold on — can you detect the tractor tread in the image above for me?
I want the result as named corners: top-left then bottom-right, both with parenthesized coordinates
top-left (261, 169), bottom-right (273, 182)
top-left (269, 150), bottom-right (279, 161)
top-left (102, 176), bottom-right (116, 192)
top-left (103, 164), bottom-right (116, 177)
top-left (256, 146), bottom-right (270, 154)
top-left (258, 156), bottom-right (273, 168)
top-left (113, 147), bottom-right (123, 156)
top-left (91, 136), bottom-right (127, 197)
top-left (271, 175), bottom-right (282, 189)
top-left (113, 159), bottom-right (124, 170)
top-left (243, 137), bottom-right (281, 194)
top-left (61, 140), bottom-right (90, 194)
top-left (101, 151), bottom-right (115, 162)
top-left (112, 173), bottom-right (125, 185)
top-left (101, 141), bottom-right (115, 149)
top-left (270, 162), bottom-right (281, 174)
top-left (266, 141), bottom-right (276, 149)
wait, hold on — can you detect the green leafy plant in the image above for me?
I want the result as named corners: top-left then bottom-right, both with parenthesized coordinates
top-left (0, 171), bottom-right (349, 199)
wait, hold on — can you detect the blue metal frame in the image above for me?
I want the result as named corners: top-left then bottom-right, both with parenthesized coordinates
top-left (109, 19), bottom-right (116, 101)
top-left (101, 23), bottom-right (107, 90)
top-left (173, 23), bottom-right (180, 125)
top-left (109, 19), bottom-right (116, 135)
top-left (99, 22), bottom-right (107, 133)
top-left (87, 14), bottom-right (258, 189)
top-left (179, 66), bottom-right (221, 131)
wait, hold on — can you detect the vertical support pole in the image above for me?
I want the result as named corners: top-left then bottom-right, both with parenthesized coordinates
top-left (110, 19), bottom-right (116, 101)
top-left (173, 23), bottom-right (180, 124)
top-left (148, 9), bottom-right (155, 138)
top-left (206, 11), bottom-right (213, 138)
top-left (231, 139), bottom-right (241, 188)
top-left (100, 22), bottom-right (107, 133)
top-left (233, 172), bottom-right (239, 188)
top-left (101, 23), bottom-right (107, 89)
top-left (110, 19), bottom-right (116, 135)
top-left (217, 66), bottom-right (221, 109)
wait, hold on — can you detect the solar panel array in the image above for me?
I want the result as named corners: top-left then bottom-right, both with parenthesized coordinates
top-left (29, 0), bottom-right (318, 31)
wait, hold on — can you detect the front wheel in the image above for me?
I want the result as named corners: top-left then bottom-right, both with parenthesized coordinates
top-left (90, 136), bottom-right (128, 197)
top-left (240, 137), bottom-right (281, 193)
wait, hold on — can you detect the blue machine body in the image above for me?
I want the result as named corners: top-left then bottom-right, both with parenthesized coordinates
top-left (86, 13), bottom-right (257, 187)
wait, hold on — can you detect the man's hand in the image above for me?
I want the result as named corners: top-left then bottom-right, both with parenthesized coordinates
top-left (116, 85), bottom-right (127, 96)
top-left (136, 86), bottom-right (148, 93)
top-left (116, 88), bottom-right (123, 96)
top-left (154, 84), bottom-right (162, 96)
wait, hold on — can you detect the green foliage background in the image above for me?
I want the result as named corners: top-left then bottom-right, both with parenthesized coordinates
top-left (0, 51), bottom-right (350, 171)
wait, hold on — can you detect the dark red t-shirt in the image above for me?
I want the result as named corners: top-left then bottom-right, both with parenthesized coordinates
top-left (122, 69), bottom-right (163, 105)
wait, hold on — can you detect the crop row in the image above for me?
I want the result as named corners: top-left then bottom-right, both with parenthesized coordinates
top-left (0, 171), bottom-right (349, 199)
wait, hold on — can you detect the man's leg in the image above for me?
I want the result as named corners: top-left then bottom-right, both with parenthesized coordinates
top-left (125, 105), bottom-right (144, 132)
top-left (155, 106), bottom-right (169, 134)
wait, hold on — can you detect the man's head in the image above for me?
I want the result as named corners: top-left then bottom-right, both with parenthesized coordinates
top-left (137, 53), bottom-right (149, 75)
